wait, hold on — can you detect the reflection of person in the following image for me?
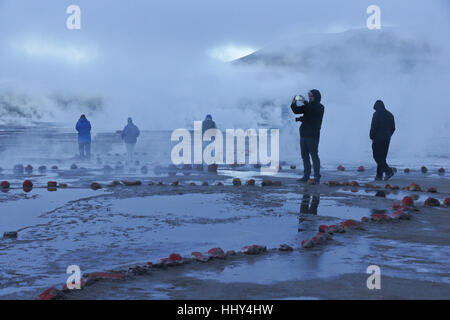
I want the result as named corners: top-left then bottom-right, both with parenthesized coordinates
top-left (121, 117), bottom-right (140, 162)
top-left (370, 100), bottom-right (395, 181)
top-left (300, 193), bottom-right (320, 215)
top-left (75, 114), bottom-right (91, 160)
top-left (291, 90), bottom-right (325, 183)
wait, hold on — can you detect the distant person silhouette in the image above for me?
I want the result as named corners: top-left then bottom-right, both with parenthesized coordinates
top-left (202, 114), bottom-right (217, 135)
top-left (291, 89), bottom-right (325, 182)
top-left (75, 114), bottom-right (91, 160)
top-left (370, 100), bottom-right (395, 181)
top-left (121, 117), bottom-right (140, 162)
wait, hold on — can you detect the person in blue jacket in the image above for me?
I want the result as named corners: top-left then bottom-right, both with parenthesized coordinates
top-left (121, 117), bottom-right (140, 162)
top-left (75, 114), bottom-right (92, 160)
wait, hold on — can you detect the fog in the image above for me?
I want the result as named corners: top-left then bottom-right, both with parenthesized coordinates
top-left (0, 0), bottom-right (449, 163)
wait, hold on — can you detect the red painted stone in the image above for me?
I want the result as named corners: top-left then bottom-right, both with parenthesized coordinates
top-left (245, 179), bottom-right (255, 186)
top-left (341, 219), bottom-right (357, 228)
top-left (169, 253), bottom-right (183, 262)
top-left (351, 181), bottom-right (360, 187)
top-left (337, 165), bottom-right (345, 171)
top-left (1, 181), bottom-right (10, 189)
top-left (38, 287), bottom-right (63, 300)
top-left (23, 180), bottom-right (33, 188)
top-left (402, 196), bottom-right (414, 207)
top-left (241, 245), bottom-right (267, 255)
top-left (192, 251), bottom-right (211, 262)
top-left (208, 247), bottom-right (225, 259)
top-left (370, 213), bottom-right (392, 222)
top-left (427, 187), bottom-right (437, 193)
top-left (444, 198), bottom-right (450, 206)
top-left (424, 197), bottom-right (440, 207)
top-left (86, 272), bottom-right (126, 280)
top-left (357, 166), bottom-right (365, 172)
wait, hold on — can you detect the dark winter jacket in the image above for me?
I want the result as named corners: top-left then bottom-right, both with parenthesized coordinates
top-left (370, 100), bottom-right (395, 141)
top-left (121, 122), bottom-right (140, 144)
top-left (291, 89), bottom-right (325, 139)
top-left (75, 117), bottom-right (92, 143)
top-left (202, 119), bottom-right (217, 134)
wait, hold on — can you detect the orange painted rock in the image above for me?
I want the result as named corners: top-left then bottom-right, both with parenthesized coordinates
top-left (1, 181), bottom-right (10, 189)
top-left (443, 198), bottom-right (450, 206)
top-left (404, 168), bottom-right (410, 173)
top-left (168, 253), bottom-right (184, 263)
top-left (232, 178), bottom-right (242, 186)
top-left (421, 166), bottom-right (428, 173)
top-left (438, 168), bottom-right (445, 174)
top-left (23, 180), bottom-right (33, 188)
top-left (337, 165), bottom-right (345, 171)
top-left (208, 247), bottom-right (225, 259)
top-left (351, 181), bottom-right (360, 187)
top-left (310, 232), bottom-right (332, 245)
top-left (424, 197), bottom-right (440, 207)
top-left (307, 179), bottom-right (317, 185)
top-left (192, 251), bottom-right (211, 262)
top-left (319, 224), bottom-right (344, 234)
top-left (261, 180), bottom-right (273, 187)
top-left (245, 179), bottom-right (255, 186)
top-left (341, 219), bottom-right (358, 229)
top-left (171, 180), bottom-right (179, 186)
top-left (59, 183), bottom-right (68, 188)
top-left (272, 181), bottom-right (282, 186)
top-left (357, 166), bottom-right (365, 172)
top-left (90, 182), bottom-right (102, 190)
top-left (342, 181), bottom-right (351, 187)
top-left (364, 183), bottom-right (374, 188)
top-left (402, 196), bottom-right (414, 207)
top-left (427, 187), bottom-right (437, 193)
top-left (370, 213), bottom-right (392, 222)
top-left (38, 287), bottom-right (63, 300)
top-left (409, 183), bottom-right (421, 191)
top-left (328, 181), bottom-right (340, 186)
top-left (385, 184), bottom-right (392, 189)
top-left (393, 202), bottom-right (403, 210)
top-left (361, 216), bottom-right (370, 222)
top-left (47, 181), bottom-right (57, 188)
top-left (241, 245), bottom-right (267, 255)
top-left (189, 182), bottom-right (196, 186)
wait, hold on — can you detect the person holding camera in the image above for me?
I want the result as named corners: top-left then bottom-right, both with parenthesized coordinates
top-left (290, 89), bottom-right (325, 182)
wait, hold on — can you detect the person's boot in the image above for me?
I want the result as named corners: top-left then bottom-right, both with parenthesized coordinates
top-left (384, 170), bottom-right (395, 181)
top-left (297, 176), bottom-right (309, 183)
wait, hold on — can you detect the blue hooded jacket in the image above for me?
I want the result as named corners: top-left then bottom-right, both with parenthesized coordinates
top-left (76, 117), bottom-right (92, 143)
top-left (121, 119), bottom-right (140, 144)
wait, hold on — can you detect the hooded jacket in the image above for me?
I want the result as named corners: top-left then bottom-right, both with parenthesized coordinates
top-left (291, 89), bottom-right (325, 139)
top-left (370, 100), bottom-right (395, 141)
top-left (121, 121), bottom-right (140, 144)
top-left (202, 116), bottom-right (217, 134)
top-left (75, 117), bottom-right (92, 143)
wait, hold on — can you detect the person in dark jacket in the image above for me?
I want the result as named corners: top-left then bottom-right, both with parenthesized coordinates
top-left (291, 89), bottom-right (325, 182)
top-left (202, 114), bottom-right (217, 135)
top-left (75, 114), bottom-right (92, 160)
top-left (121, 117), bottom-right (140, 162)
top-left (370, 100), bottom-right (395, 181)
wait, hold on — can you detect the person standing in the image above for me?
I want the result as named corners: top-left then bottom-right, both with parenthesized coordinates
top-left (75, 114), bottom-right (92, 160)
top-left (291, 89), bottom-right (325, 182)
top-left (121, 117), bottom-right (140, 162)
top-left (370, 100), bottom-right (395, 181)
top-left (202, 114), bottom-right (217, 135)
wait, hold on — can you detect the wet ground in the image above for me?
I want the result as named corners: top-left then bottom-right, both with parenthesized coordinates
top-left (0, 127), bottom-right (449, 299)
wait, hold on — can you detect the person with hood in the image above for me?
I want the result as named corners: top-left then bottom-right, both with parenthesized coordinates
top-left (75, 114), bottom-right (92, 160)
top-left (291, 89), bottom-right (325, 182)
top-left (370, 100), bottom-right (395, 181)
top-left (121, 117), bottom-right (140, 162)
top-left (202, 114), bottom-right (217, 135)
